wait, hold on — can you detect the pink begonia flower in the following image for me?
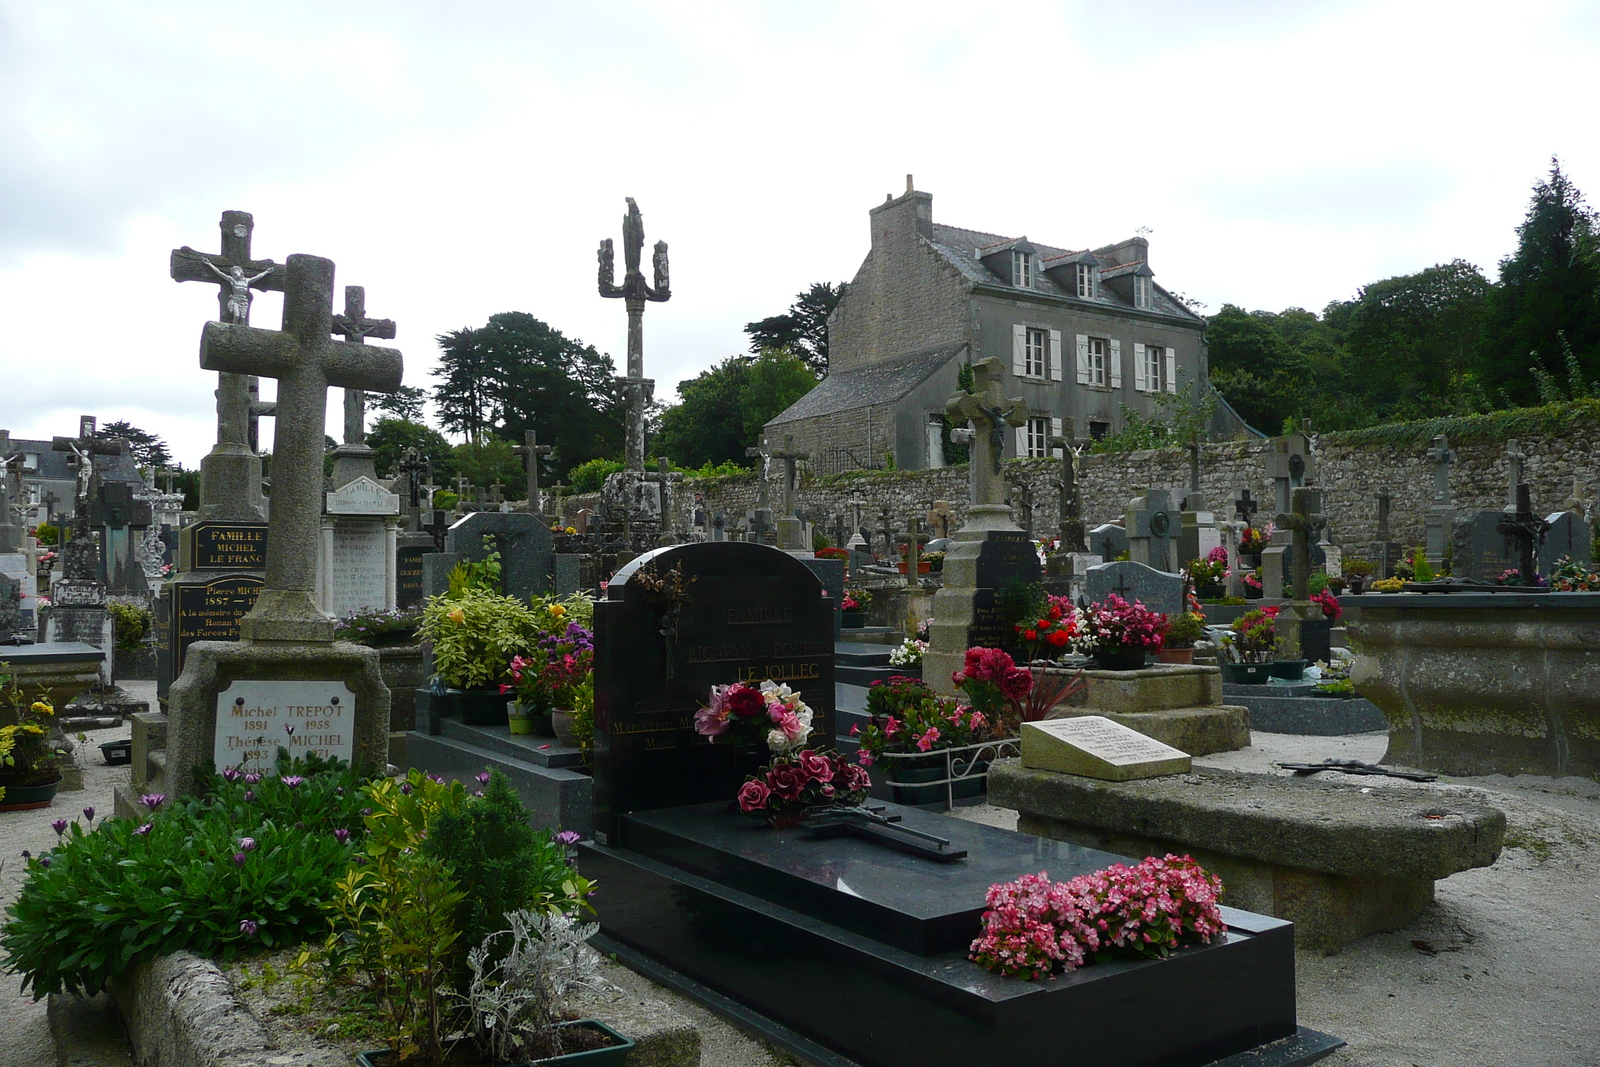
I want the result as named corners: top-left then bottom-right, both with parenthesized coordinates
top-left (916, 727), bottom-right (941, 752)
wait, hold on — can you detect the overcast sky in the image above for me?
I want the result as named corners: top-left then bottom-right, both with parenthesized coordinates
top-left (2, 1), bottom-right (1597, 467)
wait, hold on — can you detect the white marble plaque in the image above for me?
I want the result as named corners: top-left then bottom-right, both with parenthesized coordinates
top-left (1022, 716), bottom-right (1191, 781)
top-left (327, 476), bottom-right (400, 515)
top-left (214, 680), bottom-right (356, 772)
top-left (327, 521), bottom-right (389, 616)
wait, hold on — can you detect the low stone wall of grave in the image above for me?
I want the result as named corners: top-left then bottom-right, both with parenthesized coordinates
top-left (556, 411), bottom-right (1600, 558)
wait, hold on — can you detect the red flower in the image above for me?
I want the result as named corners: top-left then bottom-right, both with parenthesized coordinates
top-left (768, 762), bottom-right (807, 801)
top-left (1046, 630), bottom-right (1071, 647)
top-left (737, 779), bottom-right (772, 813)
top-left (725, 685), bottom-right (767, 719)
top-left (798, 750), bottom-right (834, 782)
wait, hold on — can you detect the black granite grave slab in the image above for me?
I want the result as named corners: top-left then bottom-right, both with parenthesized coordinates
top-left (156, 574), bottom-right (264, 701)
top-left (395, 544), bottom-right (428, 607)
top-left (580, 802), bottom-right (1337, 1067)
top-left (593, 542), bottom-right (834, 842)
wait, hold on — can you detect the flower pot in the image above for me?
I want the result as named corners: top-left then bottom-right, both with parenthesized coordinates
top-left (0, 776), bottom-right (62, 811)
top-left (355, 1020), bottom-right (634, 1066)
top-left (1092, 647), bottom-right (1148, 671)
top-left (1347, 576), bottom-right (1367, 595)
top-left (1268, 659), bottom-right (1308, 680)
top-left (887, 759), bottom-right (987, 806)
top-left (456, 688), bottom-right (511, 726)
top-left (1155, 647), bottom-right (1194, 665)
top-left (897, 561), bottom-right (932, 574)
top-left (1220, 662), bottom-right (1272, 685)
top-left (507, 702), bottom-right (537, 735)
top-left (551, 709), bottom-right (580, 747)
top-left (840, 611), bottom-right (866, 629)
top-left (100, 738), bottom-right (133, 765)
top-left (1244, 585), bottom-right (1263, 600)
top-left (1240, 550), bottom-right (1263, 569)
top-left (1196, 582), bottom-right (1225, 600)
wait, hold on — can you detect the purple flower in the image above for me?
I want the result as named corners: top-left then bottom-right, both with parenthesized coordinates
top-left (280, 776), bottom-right (305, 789)
top-left (399, 782), bottom-right (412, 795)
top-left (333, 828), bottom-right (350, 845)
top-left (238, 837), bottom-right (257, 852)
top-left (555, 830), bottom-right (581, 846)
top-left (360, 807), bottom-right (372, 817)
top-left (140, 793), bottom-right (167, 810)
top-left (475, 771), bottom-right (491, 785)
top-left (239, 919), bottom-right (258, 937)
top-left (82, 806), bottom-right (95, 822)
top-left (133, 823), bottom-right (153, 836)
top-left (354, 855), bottom-right (368, 865)
top-left (221, 767), bottom-right (243, 782)
top-left (20, 849), bottom-right (30, 859)
top-left (284, 723), bottom-right (295, 736)
top-left (243, 773), bottom-right (262, 785)
top-left (38, 856), bottom-right (51, 868)
top-left (473, 790), bottom-right (484, 798)
top-left (232, 852), bottom-right (246, 867)
top-left (427, 773), bottom-right (444, 785)
top-left (243, 790), bottom-right (255, 803)
top-left (51, 818), bottom-right (68, 836)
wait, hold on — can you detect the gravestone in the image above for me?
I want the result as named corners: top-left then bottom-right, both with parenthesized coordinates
top-left (1370, 491), bottom-right (1404, 579)
top-left (552, 553), bottom-right (582, 597)
top-left (158, 519), bottom-right (269, 705)
top-left (318, 476), bottom-right (400, 617)
top-left (213, 680), bottom-right (356, 774)
top-left (443, 511), bottom-right (553, 599)
top-left (1083, 561), bottom-right (1184, 619)
top-left (0, 572), bottom-right (20, 637)
top-left (1125, 488), bottom-right (1181, 573)
top-left (800, 557), bottom-right (846, 637)
top-left (1539, 510), bottom-right (1593, 573)
top-left (1088, 522), bottom-right (1128, 562)
top-left (1452, 510), bottom-right (1516, 582)
top-left (1424, 435), bottom-right (1457, 569)
top-left (963, 532), bottom-right (1043, 653)
top-left (592, 541), bottom-right (834, 843)
top-left (44, 536), bottom-right (116, 686)
top-left (1020, 716), bottom-right (1191, 781)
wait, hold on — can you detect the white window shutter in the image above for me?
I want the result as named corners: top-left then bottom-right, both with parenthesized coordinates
top-left (1015, 425), bottom-right (1028, 457)
top-left (1109, 339), bottom-right (1123, 389)
top-left (1133, 343), bottom-right (1148, 392)
top-left (1075, 334), bottom-right (1090, 385)
top-left (1166, 346), bottom-right (1178, 394)
top-left (1049, 330), bottom-right (1063, 381)
top-left (1012, 324), bottom-right (1026, 377)
top-left (1050, 417), bottom-right (1063, 451)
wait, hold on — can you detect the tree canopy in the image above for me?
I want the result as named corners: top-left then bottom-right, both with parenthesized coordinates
top-left (96, 421), bottom-right (171, 469)
top-left (366, 417), bottom-right (455, 483)
top-left (656, 348), bottom-right (816, 469)
top-left (370, 385), bottom-right (428, 422)
top-left (431, 312), bottom-right (623, 479)
top-left (744, 282), bottom-right (845, 378)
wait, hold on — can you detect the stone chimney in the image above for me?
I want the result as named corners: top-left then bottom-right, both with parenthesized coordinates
top-left (869, 177), bottom-right (934, 249)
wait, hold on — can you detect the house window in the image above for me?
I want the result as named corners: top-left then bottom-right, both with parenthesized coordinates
top-left (1134, 275), bottom-right (1153, 309)
top-left (1087, 337), bottom-right (1107, 386)
top-left (1011, 251), bottom-right (1033, 288)
top-left (1025, 418), bottom-right (1051, 458)
top-left (1089, 420), bottom-right (1110, 440)
top-left (1076, 263), bottom-right (1097, 299)
top-left (1145, 345), bottom-right (1165, 391)
top-left (1024, 328), bottom-right (1048, 378)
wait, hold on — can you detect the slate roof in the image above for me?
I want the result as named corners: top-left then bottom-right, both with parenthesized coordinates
top-left (12, 438), bottom-right (146, 484)
top-left (928, 223), bottom-right (1199, 322)
top-left (766, 343), bottom-right (967, 426)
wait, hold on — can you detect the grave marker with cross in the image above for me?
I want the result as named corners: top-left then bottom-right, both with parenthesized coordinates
top-left (1047, 430), bottom-right (1086, 551)
top-left (945, 357), bottom-right (1032, 533)
top-left (1424, 434), bottom-right (1458, 566)
top-left (196, 254), bottom-right (402, 641)
top-left (514, 430), bottom-right (553, 515)
top-left (598, 198), bottom-right (670, 472)
top-left (52, 417), bottom-right (126, 543)
top-left (643, 457), bottom-right (683, 547)
top-left (1497, 484), bottom-right (1552, 587)
top-left (1233, 489), bottom-right (1259, 529)
top-left (1502, 440), bottom-right (1527, 512)
top-left (878, 506), bottom-right (899, 562)
top-left (770, 436), bottom-right (810, 550)
top-left (326, 285), bottom-right (396, 488)
top-left (848, 494), bottom-right (868, 547)
top-left (1124, 487), bottom-right (1181, 573)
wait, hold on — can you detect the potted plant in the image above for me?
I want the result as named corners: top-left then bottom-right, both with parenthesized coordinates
top-left (1220, 608), bottom-right (1277, 683)
top-left (1241, 569), bottom-right (1264, 599)
top-left (1239, 523), bottom-right (1271, 568)
top-left (922, 550), bottom-right (946, 573)
top-left (419, 583), bottom-right (541, 726)
top-left (503, 621), bottom-right (595, 739)
top-left (1186, 548), bottom-right (1229, 600)
top-left (853, 674), bottom-right (1000, 806)
top-left (1158, 611), bottom-right (1206, 664)
top-left (840, 588), bottom-right (871, 628)
top-left (1070, 594), bottom-right (1165, 671)
top-left (887, 637), bottom-right (927, 676)
top-left (1013, 595), bottom-right (1078, 664)
top-left (0, 674), bottom-right (63, 811)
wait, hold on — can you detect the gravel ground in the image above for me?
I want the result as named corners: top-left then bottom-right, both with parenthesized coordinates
top-left (5, 697), bottom-right (1598, 1067)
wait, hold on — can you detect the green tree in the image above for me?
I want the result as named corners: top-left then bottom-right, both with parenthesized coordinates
top-left (656, 348), bottom-right (816, 469)
top-left (366, 417), bottom-right (455, 482)
top-left (432, 313), bottom-right (623, 478)
top-left (370, 385), bottom-right (428, 422)
top-left (96, 421), bottom-right (171, 469)
top-left (744, 282), bottom-right (845, 378)
top-left (1482, 158), bottom-right (1600, 406)
top-left (452, 438), bottom-right (523, 491)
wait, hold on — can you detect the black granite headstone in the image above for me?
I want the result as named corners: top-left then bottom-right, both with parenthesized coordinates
top-left (395, 544), bottom-right (428, 607)
top-left (966, 532), bottom-right (1042, 653)
top-left (1540, 510), bottom-right (1593, 573)
top-left (156, 575), bottom-right (264, 699)
top-left (592, 542), bottom-right (835, 843)
top-left (1088, 522), bottom-right (1129, 562)
top-left (444, 512), bottom-right (553, 600)
top-left (187, 521), bottom-right (269, 570)
top-left (1451, 511), bottom-right (1515, 582)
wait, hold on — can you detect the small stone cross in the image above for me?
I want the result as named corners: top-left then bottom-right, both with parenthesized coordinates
top-left (832, 512), bottom-right (848, 550)
top-left (513, 430), bottom-right (553, 514)
top-left (1375, 490), bottom-right (1393, 541)
top-left (1497, 484), bottom-right (1551, 586)
top-left (1233, 489), bottom-right (1259, 529)
top-left (549, 483), bottom-right (568, 525)
top-left (197, 254), bottom-right (402, 638)
top-left (878, 506), bottom-right (898, 561)
top-left (487, 483), bottom-right (505, 507)
top-left (1047, 432), bottom-right (1085, 550)
top-left (397, 448), bottom-right (427, 512)
top-left (946, 357), bottom-right (1031, 508)
top-left (331, 285), bottom-right (397, 448)
top-left (1428, 435), bottom-right (1456, 506)
top-left (745, 446), bottom-right (772, 512)
top-left (769, 435), bottom-right (809, 519)
top-left (453, 474), bottom-right (472, 506)
top-left (1008, 477), bottom-right (1036, 539)
top-left (1277, 486), bottom-right (1328, 602)
top-left (1502, 440), bottom-right (1527, 511)
top-left (848, 495), bottom-right (867, 542)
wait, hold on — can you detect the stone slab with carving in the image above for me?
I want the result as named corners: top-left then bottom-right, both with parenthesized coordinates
top-left (1021, 715), bottom-right (1191, 781)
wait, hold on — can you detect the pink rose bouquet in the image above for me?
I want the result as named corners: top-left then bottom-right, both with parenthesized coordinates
top-left (737, 748), bottom-right (871, 825)
top-left (1069, 594), bottom-right (1166, 657)
top-left (693, 679), bottom-right (815, 755)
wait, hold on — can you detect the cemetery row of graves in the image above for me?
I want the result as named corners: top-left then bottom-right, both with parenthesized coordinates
top-left (0, 203), bottom-right (1597, 1067)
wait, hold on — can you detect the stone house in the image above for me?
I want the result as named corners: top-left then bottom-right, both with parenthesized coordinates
top-left (764, 179), bottom-right (1255, 473)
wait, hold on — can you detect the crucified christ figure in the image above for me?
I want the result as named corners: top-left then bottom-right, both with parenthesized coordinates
top-left (204, 259), bottom-right (276, 325)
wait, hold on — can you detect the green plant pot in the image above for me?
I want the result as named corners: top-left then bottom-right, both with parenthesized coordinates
top-left (1221, 662), bottom-right (1272, 685)
top-left (887, 760), bottom-right (988, 806)
top-left (1196, 582), bottom-right (1225, 600)
top-left (1092, 647), bottom-right (1147, 671)
top-left (456, 688), bottom-right (511, 726)
top-left (355, 1021), bottom-right (634, 1066)
top-left (0, 776), bottom-right (62, 811)
top-left (1268, 659), bottom-right (1308, 680)
top-left (508, 702), bottom-right (536, 735)
top-left (840, 611), bottom-right (866, 629)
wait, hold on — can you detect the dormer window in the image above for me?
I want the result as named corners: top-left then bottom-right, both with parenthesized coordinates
top-left (1011, 251), bottom-right (1033, 288)
top-left (1134, 275), bottom-right (1153, 309)
top-left (1075, 262), bottom-right (1098, 299)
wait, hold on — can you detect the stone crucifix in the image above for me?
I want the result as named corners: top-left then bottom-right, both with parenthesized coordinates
top-left (1497, 483), bottom-right (1552, 586)
top-left (770, 436), bottom-right (809, 521)
top-left (197, 254), bottom-right (402, 641)
top-left (1502, 439), bottom-right (1527, 511)
top-left (598, 197), bottom-right (670, 472)
top-left (1048, 427), bottom-right (1085, 550)
top-left (745, 446), bottom-right (772, 513)
top-left (513, 430), bottom-right (552, 515)
top-left (1428, 434), bottom-right (1456, 506)
top-left (946, 357), bottom-right (1031, 532)
top-left (51, 417), bottom-right (125, 543)
top-left (643, 457), bottom-right (683, 546)
top-left (331, 285), bottom-right (397, 449)
top-left (1278, 486), bottom-right (1328, 603)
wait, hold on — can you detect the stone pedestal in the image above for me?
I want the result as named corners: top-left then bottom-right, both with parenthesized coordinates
top-left (775, 516), bottom-right (808, 552)
top-left (1177, 509), bottom-right (1220, 569)
top-left (329, 443), bottom-right (380, 489)
top-left (1424, 506), bottom-right (1455, 570)
top-left (1260, 532), bottom-right (1291, 600)
top-left (1044, 663), bottom-right (1250, 755)
top-left (198, 444), bottom-right (266, 521)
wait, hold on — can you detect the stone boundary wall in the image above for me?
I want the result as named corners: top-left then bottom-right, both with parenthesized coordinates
top-left (558, 427), bottom-right (1598, 557)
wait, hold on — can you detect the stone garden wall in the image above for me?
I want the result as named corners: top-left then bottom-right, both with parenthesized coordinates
top-left (560, 412), bottom-right (1600, 559)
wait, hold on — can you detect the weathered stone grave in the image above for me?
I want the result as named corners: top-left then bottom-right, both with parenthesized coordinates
top-left (1088, 521), bottom-right (1128, 561)
top-left (1083, 560), bottom-right (1183, 618)
top-left (1021, 715), bottom-right (1191, 780)
top-left (318, 476), bottom-right (400, 617)
top-left (1125, 488), bottom-right (1181, 573)
top-left (1539, 509), bottom-right (1593, 572)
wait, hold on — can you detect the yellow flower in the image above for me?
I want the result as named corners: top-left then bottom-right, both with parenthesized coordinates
top-left (447, 607), bottom-right (466, 625)
top-left (565, 527), bottom-right (576, 535)
top-left (549, 604), bottom-right (566, 618)
top-left (31, 701), bottom-right (54, 717)
top-left (20, 723), bottom-right (45, 735)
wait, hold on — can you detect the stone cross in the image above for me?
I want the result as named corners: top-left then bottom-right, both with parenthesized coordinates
top-left (925, 500), bottom-right (956, 541)
top-left (331, 285), bottom-right (397, 448)
top-left (513, 430), bottom-right (553, 514)
top-left (1008, 477), bottom-right (1036, 539)
top-left (1563, 478), bottom-right (1594, 522)
top-left (397, 447), bottom-right (427, 528)
top-left (598, 198), bottom-right (670, 472)
top-left (1184, 438), bottom-right (1206, 510)
top-left (848, 495), bottom-right (867, 543)
top-left (946, 357), bottom-right (1031, 526)
top-left (41, 489), bottom-right (59, 526)
top-left (1502, 440), bottom-right (1527, 511)
top-left (1375, 491), bottom-right (1392, 541)
top-left (745, 446), bottom-right (772, 513)
top-left (643, 457), bottom-right (683, 546)
top-left (1428, 435), bottom-right (1456, 506)
top-left (904, 515), bottom-right (923, 583)
top-left (1125, 487), bottom-right (1181, 572)
top-left (487, 483), bottom-right (505, 507)
top-left (1219, 520), bottom-right (1246, 598)
top-left (51, 417), bottom-right (125, 542)
top-left (769, 436), bottom-right (809, 520)
top-left (1047, 432), bottom-right (1085, 550)
top-left (549, 482), bottom-right (568, 525)
top-left (1497, 484), bottom-right (1551, 586)
top-left (453, 474), bottom-right (471, 504)
top-left (1278, 486), bottom-right (1328, 602)
top-left (1233, 489), bottom-right (1259, 529)
top-left (832, 512), bottom-right (849, 550)
top-left (878, 506), bottom-right (898, 561)
top-left (1265, 435), bottom-right (1313, 515)
top-left (197, 254), bottom-right (402, 640)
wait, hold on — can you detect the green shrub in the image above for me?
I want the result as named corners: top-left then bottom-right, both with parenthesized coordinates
top-left (33, 523), bottom-right (58, 546)
top-left (108, 602), bottom-right (152, 651)
top-left (2, 753), bottom-right (370, 996)
top-left (432, 489), bottom-right (459, 510)
top-left (567, 458), bottom-right (624, 493)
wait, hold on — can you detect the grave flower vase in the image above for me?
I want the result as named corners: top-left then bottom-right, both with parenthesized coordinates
top-left (551, 708), bottom-right (579, 747)
top-left (1092, 646), bottom-right (1147, 671)
top-left (840, 610), bottom-right (866, 629)
top-left (0, 776), bottom-right (62, 811)
top-left (1268, 659), bottom-right (1308, 681)
top-left (507, 701), bottom-right (536, 735)
top-left (455, 688), bottom-right (510, 726)
top-left (1221, 662), bottom-right (1272, 684)
top-left (1156, 646), bottom-right (1194, 665)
